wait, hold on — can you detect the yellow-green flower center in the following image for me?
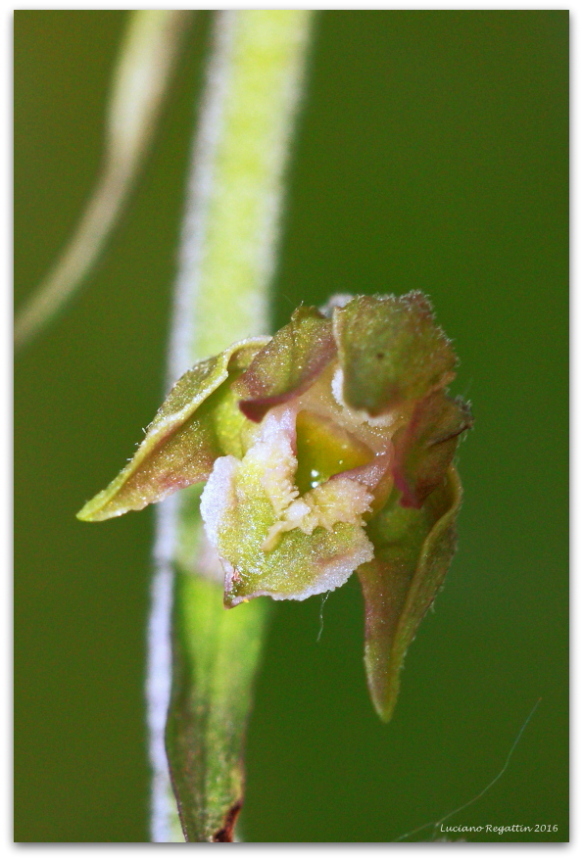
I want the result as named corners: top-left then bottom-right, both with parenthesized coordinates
top-left (294, 410), bottom-right (373, 494)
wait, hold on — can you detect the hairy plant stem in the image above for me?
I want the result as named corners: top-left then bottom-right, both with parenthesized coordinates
top-left (147, 10), bottom-right (314, 842)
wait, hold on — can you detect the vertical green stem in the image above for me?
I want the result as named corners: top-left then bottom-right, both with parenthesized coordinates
top-left (148, 10), bottom-right (314, 842)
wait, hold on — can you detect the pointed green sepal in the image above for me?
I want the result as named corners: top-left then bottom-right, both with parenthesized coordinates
top-left (77, 338), bottom-right (269, 522)
top-left (358, 466), bottom-right (462, 722)
top-left (333, 292), bottom-right (456, 417)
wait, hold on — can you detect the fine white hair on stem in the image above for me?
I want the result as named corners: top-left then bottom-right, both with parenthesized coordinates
top-left (165, 11), bottom-right (237, 385)
top-left (147, 10), bottom-right (314, 841)
top-left (148, 494), bottom-right (180, 843)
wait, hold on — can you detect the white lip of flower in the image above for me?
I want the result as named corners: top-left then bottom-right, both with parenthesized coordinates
top-left (199, 391), bottom-right (391, 602)
top-left (262, 475), bottom-right (374, 552)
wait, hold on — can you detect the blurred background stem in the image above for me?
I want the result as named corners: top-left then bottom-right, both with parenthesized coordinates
top-left (14, 10), bottom-right (193, 351)
top-left (149, 10), bottom-right (314, 841)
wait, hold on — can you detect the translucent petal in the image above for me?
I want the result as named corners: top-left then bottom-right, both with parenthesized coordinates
top-left (235, 306), bottom-right (336, 422)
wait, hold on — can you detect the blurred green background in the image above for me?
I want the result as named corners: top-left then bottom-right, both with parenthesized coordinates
top-left (14, 10), bottom-right (568, 843)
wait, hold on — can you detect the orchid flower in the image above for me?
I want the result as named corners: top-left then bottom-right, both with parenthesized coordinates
top-left (78, 291), bottom-right (472, 720)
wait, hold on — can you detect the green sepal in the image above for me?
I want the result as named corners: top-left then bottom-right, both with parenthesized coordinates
top-left (333, 292), bottom-right (456, 417)
top-left (358, 466), bottom-right (462, 722)
top-left (77, 337), bottom-right (269, 522)
top-left (235, 306), bottom-right (336, 422)
top-left (392, 391), bottom-right (473, 508)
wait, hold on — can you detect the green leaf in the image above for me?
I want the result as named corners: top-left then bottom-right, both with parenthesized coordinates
top-left (357, 466), bottom-right (462, 722)
top-left (167, 568), bottom-right (270, 841)
top-left (235, 306), bottom-right (336, 422)
top-left (77, 338), bottom-right (268, 522)
top-left (333, 292), bottom-right (456, 416)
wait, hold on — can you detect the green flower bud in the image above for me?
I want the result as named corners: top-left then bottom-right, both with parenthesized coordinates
top-left (78, 292), bottom-right (472, 720)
